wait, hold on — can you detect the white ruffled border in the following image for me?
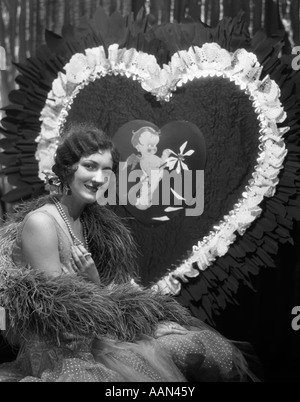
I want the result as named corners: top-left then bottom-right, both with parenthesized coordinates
top-left (37, 43), bottom-right (289, 296)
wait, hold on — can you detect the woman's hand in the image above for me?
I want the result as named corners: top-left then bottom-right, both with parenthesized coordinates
top-left (71, 244), bottom-right (100, 285)
top-left (154, 322), bottom-right (188, 338)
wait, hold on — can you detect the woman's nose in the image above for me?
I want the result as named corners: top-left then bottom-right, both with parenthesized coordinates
top-left (92, 170), bottom-right (106, 184)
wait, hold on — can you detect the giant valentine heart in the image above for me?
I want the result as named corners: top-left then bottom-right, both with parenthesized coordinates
top-left (36, 43), bottom-right (287, 288)
top-left (111, 119), bottom-right (206, 226)
top-left (54, 75), bottom-right (259, 284)
top-left (60, 74), bottom-right (259, 243)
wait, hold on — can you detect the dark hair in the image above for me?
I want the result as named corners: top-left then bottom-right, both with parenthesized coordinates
top-left (52, 123), bottom-right (119, 184)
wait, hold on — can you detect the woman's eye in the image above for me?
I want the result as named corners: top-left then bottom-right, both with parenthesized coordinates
top-left (85, 164), bottom-right (94, 170)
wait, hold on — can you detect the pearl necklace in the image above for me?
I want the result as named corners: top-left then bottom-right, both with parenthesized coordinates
top-left (52, 196), bottom-right (89, 248)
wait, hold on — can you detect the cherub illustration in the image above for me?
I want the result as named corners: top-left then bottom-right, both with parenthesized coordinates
top-left (126, 126), bottom-right (170, 210)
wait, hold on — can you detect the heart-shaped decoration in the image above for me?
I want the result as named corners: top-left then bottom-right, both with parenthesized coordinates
top-left (112, 119), bottom-right (206, 226)
top-left (36, 43), bottom-right (288, 293)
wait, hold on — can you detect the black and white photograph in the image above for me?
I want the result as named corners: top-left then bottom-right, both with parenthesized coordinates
top-left (0, 0), bottom-right (299, 385)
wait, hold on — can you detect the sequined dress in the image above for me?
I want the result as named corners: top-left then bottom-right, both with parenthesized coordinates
top-left (0, 211), bottom-right (255, 382)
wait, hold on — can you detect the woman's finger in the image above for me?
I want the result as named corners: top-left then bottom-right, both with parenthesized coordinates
top-left (76, 244), bottom-right (88, 255)
top-left (70, 258), bottom-right (80, 273)
top-left (73, 246), bottom-right (88, 260)
top-left (75, 245), bottom-right (93, 260)
top-left (71, 247), bottom-right (84, 270)
top-left (164, 326), bottom-right (187, 334)
top-left (163, 322), bottom-right (186, 331)
top-left (155, 329), bottom-right (187, 338)
top-left (170, 324), bottom-right (186, 331)
top-left (71, 246), bottom-right (81, 259)
top-left (155, 325), bottom-right (188, 338)
top-left (166, 329), bottom-right (188, 335)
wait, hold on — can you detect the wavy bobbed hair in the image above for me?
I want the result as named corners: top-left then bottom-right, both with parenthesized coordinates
top-left (52, 123), bottom-right (119, 184)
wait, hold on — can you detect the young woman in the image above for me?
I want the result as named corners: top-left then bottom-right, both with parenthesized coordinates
top-left (0, 124), bottom-right (257, 382)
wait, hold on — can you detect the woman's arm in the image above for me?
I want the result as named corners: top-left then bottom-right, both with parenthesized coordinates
top-left (22, 213), bottom-right (100, 284)
top-left (21, 212), bottom-right (62, 277)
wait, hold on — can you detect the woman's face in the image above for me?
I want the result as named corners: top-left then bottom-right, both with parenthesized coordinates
top-left (68, 150), bottom-right (113, 205)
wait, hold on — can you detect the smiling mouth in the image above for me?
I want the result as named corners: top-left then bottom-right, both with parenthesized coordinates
top-left (84, 185), bottom-right (99, 193)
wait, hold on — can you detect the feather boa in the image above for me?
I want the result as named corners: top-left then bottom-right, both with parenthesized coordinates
top-left (6, 196), bottom-right (138, 284)
top-left (0, 197), bottom-right (192, 343)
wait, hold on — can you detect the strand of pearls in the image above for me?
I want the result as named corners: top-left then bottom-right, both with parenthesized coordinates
top-left (52, 196), bottom-right (89, 249)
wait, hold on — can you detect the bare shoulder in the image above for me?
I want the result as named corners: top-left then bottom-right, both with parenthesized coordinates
top-left (21, 207), bottom-right (62, 275)
top-left (22, 208), bottom-right (57, 238)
